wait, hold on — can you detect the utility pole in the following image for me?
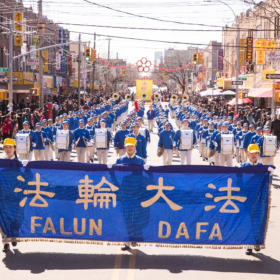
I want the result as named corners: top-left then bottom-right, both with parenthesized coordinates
top-left (8, 22), bottom-right (13, 113)
top-left (235, 23), bottom-right (240, 115)
top-left (106, 38), bottom-right (110, 95)
top-left (38, 0), bottom-right (44, 108)
top-left (98, 53), bottom-right (100, 96)
top-left (78, 34), bottom-right (81, 108)
top-left (92, 32), bottom-right (96, 96)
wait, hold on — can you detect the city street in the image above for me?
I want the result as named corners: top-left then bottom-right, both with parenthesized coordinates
top-left (1, 103), bottom-right (280, 280)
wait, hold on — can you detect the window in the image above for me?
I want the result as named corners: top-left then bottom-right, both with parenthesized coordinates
top-left (264, 21), bottom-right (271, 39)
top-left (275, 16), bottom-right (280, 38)
top-left (256, 25), bottom-right (261, 38)
top-left (0, 48), bottom-right (3, 67)
top-left (248, 29), bottom-right (253, 37)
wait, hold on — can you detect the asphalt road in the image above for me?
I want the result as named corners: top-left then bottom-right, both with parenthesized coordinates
top-left (1, 102), bottom-right (280, 280)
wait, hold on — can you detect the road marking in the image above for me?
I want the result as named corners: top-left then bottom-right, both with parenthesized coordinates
top-left (111, 248), bottom-right (123, 280)
top-left (127, 249), bottom-right (137, 280)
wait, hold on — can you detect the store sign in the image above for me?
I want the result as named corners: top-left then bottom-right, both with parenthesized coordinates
top-left (56, 52), bottom-right (61, 71)
top-left (218, 49), bottom-right (223, 71)
top-left (257, 51), bottom-right (265, 65)
top-left (266, 50), bottom-right (280, 62)
top-left (246, 37), bottom-right (253, 62)
top-left (27, 59), bottom-right (39, 66)
top-left (67, 54), bottom-right (72, 76)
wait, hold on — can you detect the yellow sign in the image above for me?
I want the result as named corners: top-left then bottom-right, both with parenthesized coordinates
top-left (36, 51), bottom-right (48, 72)
top-left (274, 84), bottom-right (280, 89)
top-left (266, 40), bottom-right (277, 51)
top-left (136, 79), bottom-right (153, 101)
top-left (274, 91), bottom-right (280, 102)
top-left (73, 80), bottom-right (78, 88)
top-left (255, 39), bottom-right (266, 51)
top-left (14, 12), bottom-right (23, 22)
top-left (14, 34), bottom-right (23, 46)
top-left (263, 69), bottom-right (276, 81)
top-left (218, 78), bottom-right (224, 88)
top-left (239, 51), bottom-right (245, 67)
top-left (7, 72), bottom-right (23, 84)
top-left (240, 39), bottom-right (245, 51)
top-left (257, 51), bottom-right (265, 65)
top-left (14, 23), bottom-right (22, 32)
top-left (23, 72), bottom-right (34, 85)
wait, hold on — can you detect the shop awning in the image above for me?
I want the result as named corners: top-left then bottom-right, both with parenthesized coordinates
top-left (228, 98), bottom-right (253, 106)
top-left (199, 89), bottom-right (222, 96)
top-left (257, 90), bottom-right (273, 98)
top-left (248, 88), bottom-right (270, 98)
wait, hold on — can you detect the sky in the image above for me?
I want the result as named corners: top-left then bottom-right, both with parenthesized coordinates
top-left (21, 0), bottom-right (258, 65)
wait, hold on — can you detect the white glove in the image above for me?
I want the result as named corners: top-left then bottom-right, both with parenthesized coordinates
top-left (268, 167), bottom-right (274, 175)
top-left (32, 143), bottom-right (36, 147)
top-left (43, 138), bottom-right (46, 142)
top-left (107, 163), bottom-right (113, 169)
top-left (206, 136), bottom-right (210, 139)
top-left (144, 164), bottom-right (150, 170)
top-left (239, 136), bottom-right (242, 139)
top-left (72, 144), bottom-right (74, 148)
top-left (22, 160), bottom-right (29, 167)
top-left (213, 141), bottom-right (218, 147)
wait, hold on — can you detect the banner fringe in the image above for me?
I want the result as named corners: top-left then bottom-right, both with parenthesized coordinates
top-left (1, 237), bottom-right (266, 250)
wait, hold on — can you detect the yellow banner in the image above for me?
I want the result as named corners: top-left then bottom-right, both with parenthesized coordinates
top-left (36, 51), bottom-right (48, 72)
top-left (240, 39), bottom-right (245, 51)
top-left (255, 39), bottom-right (266, 51)
top-left (136, 79), bottom-right (153, 101)
top-left (257, 51), bottom-right (265, 65)
top-left (14, 34), bottom-right (23, 46)
top-left (14, 12), bottom-right (23, 23)
top-left (7, 72), bottom-right (23, 84)
top-left (266, 40), bottom-right (277, 50)
top-left (239, 51), bottom-right (245, 67)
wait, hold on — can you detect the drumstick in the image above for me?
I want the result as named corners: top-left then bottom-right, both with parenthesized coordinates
top-left (41, 134), bottom-right (45, 148)
top-left (82, 136), bottom-right (88, 148)
top-left (76, 137), bottom-right (80, 146)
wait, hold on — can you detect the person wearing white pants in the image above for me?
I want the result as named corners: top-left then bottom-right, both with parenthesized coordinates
top-left (96, 120), bottom-right (112, 164)
top-left (146, 105), bottom-right (155, 132)
top-left (219, 153), bottom-right (233, 166)
top-left (32, 123), bottom-right (46, 161)
top-left (257, 126), bottom-right (278, 166)
top-left (173, 119), bottom-right (197, 165)
top-left (158, 122), bottom-right (175, 166)
top-left (16, 121), bottom-right (34, 161)
top-left (73, 119), bottom-right (91, 163)
top-left (85, 118), bottom-right (95, 163)
top-left (41, 119), bottom-right (54, 161)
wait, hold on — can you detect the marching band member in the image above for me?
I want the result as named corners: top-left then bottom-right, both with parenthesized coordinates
top-left (17, 121), bottom-right (34, 160)
top-left (32, 123), bottom-right (46, 161)
top-left (2, 138), bottom-right (19, 253)
top-left (96, 120), bottom-right (112, 164)
top-left (53, 116), bottom-right (62, 159)
top-left (233, 121), bottom-right (242, 163)
top-left (137, 117), bottom-right (150, 144)
top-left (251, 127), bottom-right (262, 144)
top-left (115, 137), bottom-right (145, 165)
top-left (212, 122), bottom-right (233, 167)
top-left (242, 124), bottom-right (256, 158)
top-left (147, 105), bottom-right (155, 132)
top-left (58, 121), bottom-right (76, 162)
top-left (48, 119), bottom-right (56, 161)
top-left (128, 123), bottom-right (147, 162)
top-left (236, 123), bottom-right (249, 163)
top-left (164, 105), bottom-right (169, 118)
top-left (158, 122), bottom-right (175, 166)
top-left (203, 121), bottom-right (215, 164)
top-left (173, 119), bottom-right (196, 165)
top-left (114, 121), bottom-right (129, 157)
top-left (41, 119), bottom-right (54, 161)
top-left (74, 119), bottom-right (90, 163)
top-left (85, 117), bottom-right (95, 163)
top-left (200, 119), bottom-right (209, 161)
top-left (257, 126), bottom-right (278, 165)
top-left (209, 121), bottom-right (222, 166)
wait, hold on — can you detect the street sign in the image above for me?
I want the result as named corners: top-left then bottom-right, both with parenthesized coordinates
top-left (0, 76), bottom-right (18, 83)
top-left (27, 59), bottom-right (39, 66)
top-left (232, 81), bottom-right (243, 85)
top-left (0, 68), bottom-right (9, 72)
top-left (266, 74), bottom-right (280, 80)
top-left (239, 77), bottom-right (247, 81)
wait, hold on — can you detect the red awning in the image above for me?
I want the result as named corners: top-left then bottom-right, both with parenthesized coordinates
top-left (228, 98), bottom-right (253, 106)
top-left (257, 90), bottom-right (273, 98)
top-left (248, 88), bottom-right (270, 98)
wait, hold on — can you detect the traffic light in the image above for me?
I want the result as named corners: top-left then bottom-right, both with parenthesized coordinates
top-left (85, 47), bottom-right (91, 61)
top-left (121, 70), bottom-right (126, 75)
top-left (162, 73), bottom-right (166, 78)
top-left (192, 53), bottom-right (198, 65)
top-left (91, 48), bottom-right (96, 62)
top-left (198, 53), bottom-right (203, 65)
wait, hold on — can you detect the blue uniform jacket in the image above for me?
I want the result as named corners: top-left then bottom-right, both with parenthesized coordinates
top-left (128, 133), bottom-right (147, 159)
top-left (115, 154), bottom-right (145, 165)
top-left (243, 131), bottom-right (256, 150)
top-left (33, 131), bottom-right (47, 150)
top-left (41, 126), bottom-right (54, 146)
top-left (147, 109), bottom-right (156, 120)
top-left (114, 129), bottom-right (129, 149)
top-left (18, 129), bottom-right (34, 152)
top-left (74, 128), bottom-right (91, 148)
top-left (158, 129), bottom-right (175, 150)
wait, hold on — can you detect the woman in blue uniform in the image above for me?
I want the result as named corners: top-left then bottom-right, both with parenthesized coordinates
top-left (2, 138), bottom-right (20, 252)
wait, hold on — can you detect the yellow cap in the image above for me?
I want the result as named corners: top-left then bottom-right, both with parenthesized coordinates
top-left (247, 144), bottom-right (259, 153)
top-left (124, 137), bottom-right (136, 147)
top-left (3, 138), bottom-right (16, 147)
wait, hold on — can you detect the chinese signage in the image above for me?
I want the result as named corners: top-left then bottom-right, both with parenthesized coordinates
top-left (266, 50), bottom-right (280, 62)
top-left (56, 52), bottom-right (61, 71)
top-left (239, 39), bottom-right (245, 67)
top-left (257, 51), bottom-right (265, 65)
top-left (0, 162), bottom-right (270, 248)
top-left (14, 12), bottom-right (23, 46)
top-left (67, 54), bottom-right (72, 76)
top-left (246, 37), bottom-right (253, 62)
top-left (61, 56), bottom-right (66, 73)
top-left (36, 51), bottom-right (48, 72)
top-left (6, 71), bottom-right (23, 84)
top-left (136, 79), bottom-right (153, 100)
top-left (218, 49), bottom-right (223, 71)
top-left (255, 39), bottom-right (277, 51)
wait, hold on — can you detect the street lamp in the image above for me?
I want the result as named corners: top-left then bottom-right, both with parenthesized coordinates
top-left (205, 0), bottom-right (240, 115)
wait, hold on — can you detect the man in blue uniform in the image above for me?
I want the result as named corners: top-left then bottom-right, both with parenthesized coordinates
top-left (114, 122), bottom-right (129, 157)
top-left (58, 121), bottom-right (76, 161)
top-left (41, 119), bottom-right (54, 161)
top-left (147, 105), bottom-right (155, 132)
top-left (158, 122), bottom-right (175, 165)
top-left (32, 123), bottom-right (46, 161)
top-left (115, 137), bottom-right (145, 165)
top-left (85, 117), bottom-right (95, 163)
top-left (17, 121), bottom-right (34, 160)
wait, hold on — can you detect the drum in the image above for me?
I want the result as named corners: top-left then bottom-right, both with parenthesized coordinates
top-left (263, 135), bottom-right (277, 157)
top-left (95, 129), bottom-right (108, 148)
top-left (56, 130), bottom-right (70, 150)
top-left (221, 134), bottom-right (234, 155)
top-left (180, 129), bottom-right (193, 150)
top-left (87, 138), bottom-right (94, 147)
top-left (15, 133), bottom-right (30, 154)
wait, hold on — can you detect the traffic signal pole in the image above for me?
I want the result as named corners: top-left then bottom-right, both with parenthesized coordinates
top-left (78, 34), bottom-right (81, 108)
top-left (38, 0), bottom-right (44, 108)
top-left (8, 22), bottom-right (13, 113)
top-left (92, 32), bottom-right (96, 96)
top-left (235, 23), bottom-right (240, 115)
